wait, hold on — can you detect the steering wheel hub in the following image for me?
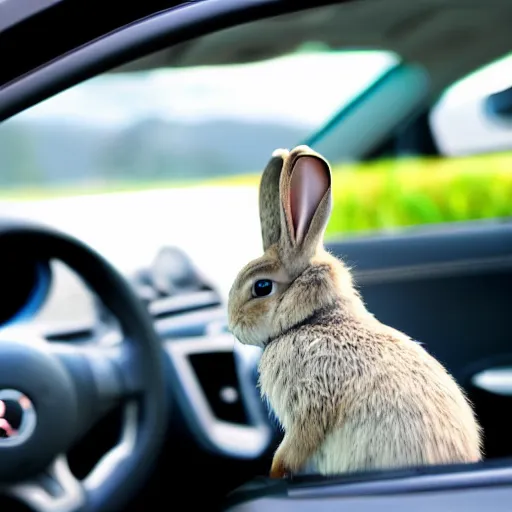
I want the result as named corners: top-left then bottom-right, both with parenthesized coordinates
top-left (0, 389), bottom-right (37, 444)
top-left (0, 340), bottom-right (78, 481)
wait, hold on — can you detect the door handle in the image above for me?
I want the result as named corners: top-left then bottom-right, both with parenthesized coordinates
top-left (472, 367), bottom-right (512, 396)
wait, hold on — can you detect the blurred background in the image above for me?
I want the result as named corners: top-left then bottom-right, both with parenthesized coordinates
top-left (0, 17), bottom-right (511, 328)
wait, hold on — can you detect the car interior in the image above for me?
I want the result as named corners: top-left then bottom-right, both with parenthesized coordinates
top-left (1, 0), bottom-right (512, 510)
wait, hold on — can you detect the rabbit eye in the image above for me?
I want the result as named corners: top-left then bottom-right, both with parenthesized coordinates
top-left (252, 279), bottom-right (274, 298)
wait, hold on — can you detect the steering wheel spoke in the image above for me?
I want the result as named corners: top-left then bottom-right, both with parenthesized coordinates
top-left (7, 455), bottom-right (85, 512)
top-left (50, 340), bottom-right (145, 425)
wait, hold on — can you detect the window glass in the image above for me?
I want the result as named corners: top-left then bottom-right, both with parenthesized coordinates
top-left (0, 17), bottom-right (397, 324)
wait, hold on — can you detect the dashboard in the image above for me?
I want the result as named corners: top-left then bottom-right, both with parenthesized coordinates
top-left (0, 239), bottom-right (270, 465)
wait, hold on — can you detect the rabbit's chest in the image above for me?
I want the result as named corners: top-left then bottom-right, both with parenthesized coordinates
top-left (258, 337), bottom-right (333, 428)
top-left (258, 340), bottom-right (299, 424)
top-left (258, 333), bottom-right (375, 429)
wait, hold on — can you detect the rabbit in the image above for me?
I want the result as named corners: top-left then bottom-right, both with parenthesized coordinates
top-left (227, 145), bottom-right (483, 479)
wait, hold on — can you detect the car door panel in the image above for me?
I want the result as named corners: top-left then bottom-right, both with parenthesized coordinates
top-left (327, 219), bottom-right (512, 459)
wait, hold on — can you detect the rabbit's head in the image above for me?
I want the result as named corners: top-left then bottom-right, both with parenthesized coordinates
top-left (228, 145), bottom-right (365, 348)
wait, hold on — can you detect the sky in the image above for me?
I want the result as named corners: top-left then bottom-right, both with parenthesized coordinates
top-left (18, 51), bottom-right (400, 129)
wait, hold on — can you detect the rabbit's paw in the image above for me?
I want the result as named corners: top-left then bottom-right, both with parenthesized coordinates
top-left (269, 456), bottom-right (289, 479)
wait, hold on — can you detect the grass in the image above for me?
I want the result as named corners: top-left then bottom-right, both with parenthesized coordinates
top-left (325, 152), bottom-right (512, 237)
top-left (2, 151), bottom-right (512, 238)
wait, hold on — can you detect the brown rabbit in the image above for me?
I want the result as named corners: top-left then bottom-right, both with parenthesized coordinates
top-left (228, 145), bottom-right (482, 479)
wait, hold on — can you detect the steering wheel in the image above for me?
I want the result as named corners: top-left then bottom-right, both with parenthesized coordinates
top-left (0, 222), bottom-right (168, 512)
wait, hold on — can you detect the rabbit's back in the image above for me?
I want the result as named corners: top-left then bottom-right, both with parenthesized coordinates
top-left (259, 311), bottom-right (482, 475)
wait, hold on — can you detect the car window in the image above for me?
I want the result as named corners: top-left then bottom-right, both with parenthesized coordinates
top-left (0, 18), bottom-right (397, 325)
top-left (0, 48), bottom-right (395, 193)
top-left (0, 4), bottom-right (509, 329)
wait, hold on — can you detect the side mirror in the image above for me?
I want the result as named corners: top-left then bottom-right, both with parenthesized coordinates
top-left (485, 86), bottom-right (512, 121)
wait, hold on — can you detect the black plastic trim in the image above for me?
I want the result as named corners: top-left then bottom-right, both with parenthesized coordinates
top-left (148, 290), bottom-right (221, 320)
top-left (0, 0), bottom-right (347, 122)
top-left (0, 0), bottom-right (187, 86)
top-left (225, 458), bottom-right (512, 510)
top-left (326, 219), bottom-right (512, 273)
top-left (289, 460), bottom-right (512, 498)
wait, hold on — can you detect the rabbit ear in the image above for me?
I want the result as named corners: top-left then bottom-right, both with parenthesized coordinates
top-left (280, 146), bottom-right (332, 253)
top-left (259, 149), bottom-right (289, 251)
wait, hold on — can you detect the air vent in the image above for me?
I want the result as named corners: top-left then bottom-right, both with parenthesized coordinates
top-left (155, 306), bottom-right (227, 339)
top-left (148, 290), bottom-right (221, 320)
top-left (45, 328), bottom-right (94, 343)
top-left (188, 352), bottom-right (248, 425)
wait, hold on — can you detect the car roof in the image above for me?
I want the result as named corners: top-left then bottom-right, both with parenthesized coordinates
top-left (0, 0), bottom-right (510, 119)
top-left (111, 0), bottom-right (512, 98)
top-left (0, 0), bottom-right (64, 32)
top-left (0, 0), bottom-right (182, 87)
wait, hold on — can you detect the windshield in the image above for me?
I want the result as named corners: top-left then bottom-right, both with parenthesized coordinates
top-left (0, 44), bottom-right (397, 325)
top-left (0, 49), bottom-right (396, 192)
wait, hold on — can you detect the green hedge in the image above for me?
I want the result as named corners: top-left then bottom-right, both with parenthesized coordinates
top-left (208, 151), bottom-right (512, 237)
top-left (326, 152), bottom-right (512, 237)
top-left (5, 152), bottom-right (512, 240)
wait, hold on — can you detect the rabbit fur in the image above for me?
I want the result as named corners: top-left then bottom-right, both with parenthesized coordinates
top-left (228, 145), bottom-right (482, 479)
